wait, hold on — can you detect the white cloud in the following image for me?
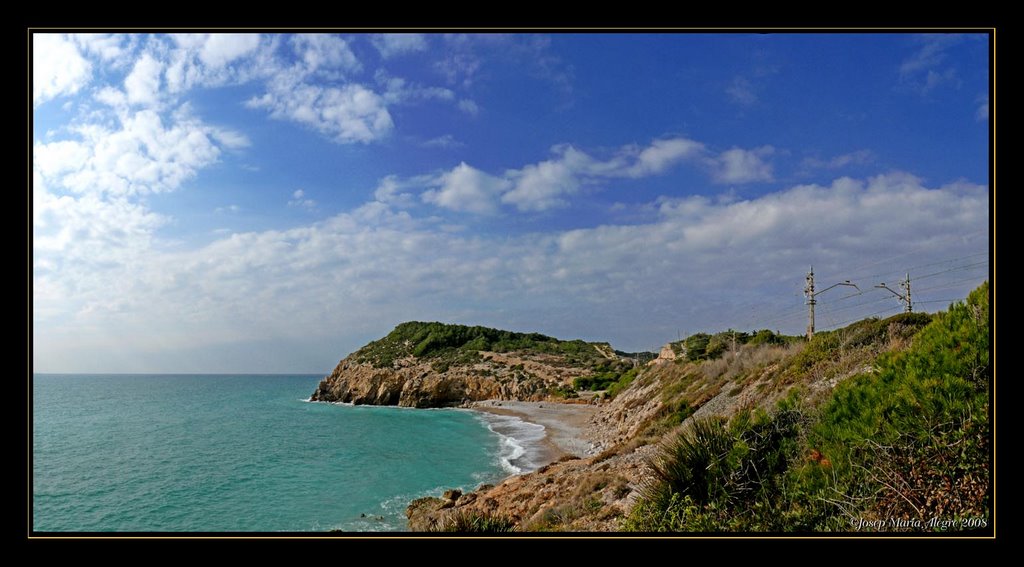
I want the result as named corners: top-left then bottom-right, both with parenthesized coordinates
top-left (118, 33), bottom-right (390, 145)
top-left (373, 174), bottom-right (427, 208)
top-left (372, 33), bottom-right (428, 59)
top-left (709, 146), bottom-right (775, 183)
top-left (124, 53), bottom-right (164, 107)
top-left (33, 140), bottom-right (90, 178)
top-left (421, 134), bottom-right (463, 149)
top-left (33, 33), bottom-right (92, 105)
top-left (199, 33), bottom-right (261, 68)
top-left (215, 204), bottom-right (240, 214)
top-left (377, 72), bottom-right (455, 105)
top-left (900, 34), bottom-right (960, 76)
top-left (93, 33), bottom-right (421, 146)
top-left (976, 94), bottom-right (989, 122)
top-left (33, 172), bottom-right (987, 372)
top-left (36, 107), bottom-right (235, 197)
top-left (502, 157), bottom-right (580, 212)
top-left (435, 34), bottom-right (572, 96)
top-left (726, 76), bottom-right (757, 106)
top-left (288, 189), bottom-right (316, 209)
top-left (802, 149), bottom-right (875, 170)
top-left (423, 162), bottom-right (511, 214)
top-left (899, 35), bottom-right (963, 94)
top-left (163, 33), bottom-right (273, 94)
top-left (623, 138), bottom-right (705, 177)
top-left (209, 127), bottom-right (250, 149)
top-left (458, 99), bottom-right (480, 116)
top-left (247, 82), bottom-right (393, 144)
top-left (291, 34), bottom-right (361, 74)
top-left (392, 137), bottom-right (770, 214)
top-left (94, 86), bottom-right (127, 108)
top-left (72, 33), bottom-right (130, 64)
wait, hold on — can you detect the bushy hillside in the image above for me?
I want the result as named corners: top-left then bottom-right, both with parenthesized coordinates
top-left (353, 321), bottom-right (613, 371)
top-left (624, 282), bottom-right (990, 532)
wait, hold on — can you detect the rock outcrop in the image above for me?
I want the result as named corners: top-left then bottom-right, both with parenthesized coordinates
top-left (311, 351), bottom-right (605, 407)
top-left (311, 321), bottom-right (622, 408)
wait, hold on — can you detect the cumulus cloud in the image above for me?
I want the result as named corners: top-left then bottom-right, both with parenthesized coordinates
top-left (228, 36), bottom-right (401, 144)
top-left (33, 33), bottom-right (92, 105)
top-left (288, 189), bottom-right (317, 209)
top-left (247, 82), bottom-right (393, 144)
top-left (124, 52), bottom-right (164, 106)
top-left (163, 33), bottom-right (274, 94)
top-left (422, 162), bottom-right (511, 214)
top-left (709, 146), bottom-right (775, 183)
top-left (76, 33), bottom-right (443, 145)
top-left (373, 174), bottom-right (430, 208)
top-left (388, 137), bottom-right (772, 214)
top-left (291, 33), bottom-right (360, 74)
top-left (622, 138), bottom-right (706, 177)
top-left (371, 33), bottom-right (428, 59)
top-left (72, 33), bottom-right (131, 65)
top-left (199, 33), bottom-right (261, 68)
top-left (502, 157), bottom-right (581, 212)
top-left (35, 106), bottom-right (242, 197)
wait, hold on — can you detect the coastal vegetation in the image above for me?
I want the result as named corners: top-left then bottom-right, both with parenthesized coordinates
top-left (354, 321), bottom-right (614, 370)
top-left (319, 283), bottom-right (990, 533)
top-left (624, 282), bottom-right (989, 531)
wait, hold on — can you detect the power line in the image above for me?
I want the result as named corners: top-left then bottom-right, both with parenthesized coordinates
top-left (915, 274), bottom-right (989, 294)
top-left (815, 292), bottom-right (893, 316)
top-left (828, 305), bottom-right (902, 329)
top-left (914, 260), bottom-right (989, 281)
top-left (849, 252), bottom-right (989, 283)
top-left (839, 243), bottom-right (987, 282)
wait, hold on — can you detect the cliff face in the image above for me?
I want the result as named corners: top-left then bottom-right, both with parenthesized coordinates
top-left (310, 354), bottom-right (580, 407)
top-left (311, 322), bottom-right (616, 407)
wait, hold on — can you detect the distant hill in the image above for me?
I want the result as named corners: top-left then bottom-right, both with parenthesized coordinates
top-left (311, 321), bottom-right (628, 407)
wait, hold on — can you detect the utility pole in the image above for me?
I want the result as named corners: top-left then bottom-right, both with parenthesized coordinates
top-left (805, 267), bottom-right (815, 340)
top-left (876, 273), bottom-right (913, 313)
top-left (805, 266), bottom-right (860, 340)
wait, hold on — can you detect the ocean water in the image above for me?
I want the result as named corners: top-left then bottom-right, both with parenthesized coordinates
top-left (32, 374), bottom-right (543, 532)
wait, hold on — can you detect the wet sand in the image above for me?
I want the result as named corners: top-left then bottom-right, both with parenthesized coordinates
top-left (470, 400), bottom-right (600, 461)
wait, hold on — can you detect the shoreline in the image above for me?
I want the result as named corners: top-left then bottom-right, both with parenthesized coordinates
top-left (469, 400), bottom-right (600, 473)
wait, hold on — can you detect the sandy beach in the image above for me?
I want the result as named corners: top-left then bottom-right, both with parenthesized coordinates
top-left (470, 400), bottom-right (600, 464)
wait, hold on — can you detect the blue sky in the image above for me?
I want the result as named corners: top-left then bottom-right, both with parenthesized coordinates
top-left (32, 32), bottom-right (990, 372)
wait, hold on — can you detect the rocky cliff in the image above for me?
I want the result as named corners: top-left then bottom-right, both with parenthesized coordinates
top-left (310, 321), bottom-right (619, 407)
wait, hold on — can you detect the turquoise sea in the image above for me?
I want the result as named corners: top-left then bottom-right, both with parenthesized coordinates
top-left (32, 374), bottom-right (542, 532)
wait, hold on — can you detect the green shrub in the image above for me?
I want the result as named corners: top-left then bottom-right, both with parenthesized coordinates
top-left (806, 282), bottom-right (990, 527)
top-left (626, 409), bottom-right (805, 531)
top-left (354, 321), bottom-right (611, 368)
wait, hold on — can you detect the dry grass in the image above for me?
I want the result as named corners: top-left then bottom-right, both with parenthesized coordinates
top-left (697, 343), bottom-right (802, 383)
